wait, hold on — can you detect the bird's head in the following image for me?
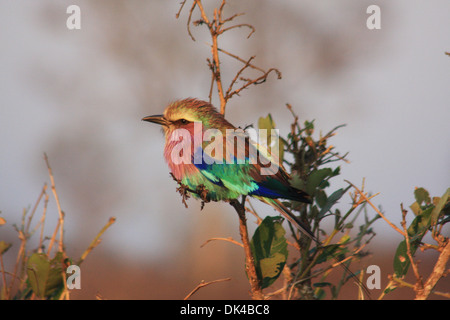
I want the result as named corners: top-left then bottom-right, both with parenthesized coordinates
top-left (142, 98), bottom-right (234, 135)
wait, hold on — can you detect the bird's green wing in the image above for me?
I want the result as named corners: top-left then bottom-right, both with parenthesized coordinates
top-left (193, 130), bottom-right (310, 202)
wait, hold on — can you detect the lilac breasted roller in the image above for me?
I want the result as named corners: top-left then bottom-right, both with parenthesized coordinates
top-left (142, 98), bottom-right (314, 238)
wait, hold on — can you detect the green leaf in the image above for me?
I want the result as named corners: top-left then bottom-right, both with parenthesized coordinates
top-left (306, 168), bottom-right (333, 195)
top-left (304, 120), bottom-right (314, 135)
top-left (414, 187), bottom-right (430, 205)
top-left (309, 205), bottom-right (319, 219)
top-left (289, 174), bottom-right (306, 191)
top-left (318, 186), bottom-right (350, 218)
top-left (259, 253), bottom-right (287, 279)
top-left (315, 189), bottom-right (327, 209)
top-left (0, 241), bottom-right (12, 255)
top-left (393, 205), bottom-right (433, 277)
top-left (430, 188), bottom-right (450, 227)
top-left (383, 286), bottom-right (396, 295)
top-left (315, 288), bottom-right (326, 300)
top-left (314, 282), bottom-right (334, 300)
top-left (393, 240), bottom-right (409, 277)
top-left (313, 282), bottom-right (332, 288)
top-left (258, 114), bottom-right (284, 163)
top-left (408, 206), bottom-right (433, 240)
top-left (334, 208), bottom-right (341, 229)
top-left (250, 216), bottom-right (288, 289)
top-left (339, 234), bottom-right (351, 244)
top-left (332, 166), bottom-right (341, 177)
top-left (27, 252), bottom-right (65, 299)
top-left (277, 139), bottom-right (285, 165)
top-left (343, 223), bottom-right (353, 229)
top-left (394, 188), bottom-right (450, 278)
top-left (258, 114), bottom-right (275, 131)
top-left (409, 201), bottom-right (421, 216)
top-left (46, 252), bottom-right (66, 298)
top-left (315, 244), bottom-right (340, 264)
top-left (27, 253), bottom-right (51, 298)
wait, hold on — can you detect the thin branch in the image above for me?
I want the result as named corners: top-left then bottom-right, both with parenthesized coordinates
top-left (207, 58), bottom-right (215, 103)
top-left (186, 1), bottom-right (198, 41)
top-left (225, 56), bottom-right (255, 100)
top-left (222, 12), bottom-right (245, 23)
top-left (77, 217), bottom-right (116, 265)
top-left (0, 252), bottom-right (9, 299)
top-left (175, 0), bottom-right (188, 19)
top-left (47, 215), bottom-right (60, 256)
top-left (345, 180), bottom-right (406, 236)
top-left (245, 198), bottom-right (263, 225)
top-left (212, 35), bottom-right (226, 113)
top-left (189, 0), bottom-right (227, 112)
top-left (200, 237), bottom-right (243, 248)
top-left (184, 277), bottom-right (232, 300)
top-left (217, 47), bottom-right (266, 73)
top-left (44, 153), bottom-right (65, 253)
top-left (25, 184), bottom-right (47, 235)
top-left (8, 184), bottom-right (48, 295)
top-left (400, 204), bottom-right (423, 290)
top-left (221, 23), bottom-right (255, 38)
top-left (229, 198), bottom-right (264, 300)
top-left (36, 192), bottom-right (49, 253)
top-left (217, 0), bottom-right (226, 23)
top-left (388, 274), bottom-right (450, 299)
top-left (227, 68), bottom-right (281, 101)
top-left (298, 241), bottom-right (368, 286)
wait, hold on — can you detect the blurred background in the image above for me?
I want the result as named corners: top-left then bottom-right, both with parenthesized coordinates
top-left (1, 0), bottom-right (449, 299)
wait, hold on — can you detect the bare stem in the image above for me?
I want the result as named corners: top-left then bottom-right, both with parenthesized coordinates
top-left (184, 277), bottom-right (232, 300)
top-left (0, 253), bottom-right (9, 299)
top-left (229, 198), bottom-right (264, 300)
top-left (44, 153), bottom-right (65, 253)
top-left (78, 217), bottom-right (116, 265)
top-left (400, 204), bottom-right (423, 290)
top-left (345, 180), bottom-right (406, 236)
top-left (200, 237), bottom-right (243, 248)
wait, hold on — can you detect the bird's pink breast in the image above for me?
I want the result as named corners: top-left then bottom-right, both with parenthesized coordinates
top-left (163, 128), bottom-right (200, 180)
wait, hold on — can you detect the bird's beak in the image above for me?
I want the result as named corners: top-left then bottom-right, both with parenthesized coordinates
top-left (141, 114), bottom-right (169, 126)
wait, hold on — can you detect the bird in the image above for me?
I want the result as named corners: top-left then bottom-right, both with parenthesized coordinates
top-left (142, 98), bottom-right (372, 298)
top-left (141, 98), bottom-right (314, 238)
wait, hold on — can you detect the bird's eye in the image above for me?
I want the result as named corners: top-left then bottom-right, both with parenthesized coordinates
top-left (180, 119), bottom-right (189, 124)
